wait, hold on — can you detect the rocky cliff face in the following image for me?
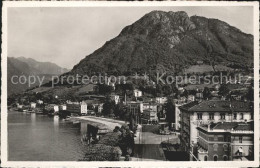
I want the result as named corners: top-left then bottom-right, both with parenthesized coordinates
top-left (65, 11), bottom-right (253, 76)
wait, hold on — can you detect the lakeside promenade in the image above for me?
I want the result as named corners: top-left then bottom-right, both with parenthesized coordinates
top-left (68, 116), bottom-right (127, 130)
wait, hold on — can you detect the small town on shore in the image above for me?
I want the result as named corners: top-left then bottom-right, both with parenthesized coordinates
top-left (8, 68), bottom-right (254, 161)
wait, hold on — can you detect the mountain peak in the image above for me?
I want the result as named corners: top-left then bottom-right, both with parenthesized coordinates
top-left (120, 10), bottom-right (196, 45)
top-left (68, 10), bottom-right (253, 76)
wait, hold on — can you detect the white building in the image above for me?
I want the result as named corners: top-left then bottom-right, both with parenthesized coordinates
top-left (187, 95), bottom-right (195, 102)
top-left (134, 89), bottom-right (142, 97)
top-left (30, 102), bottom-right (37, 109)
top-left (37, 100), bottom-right (44, 104)
top-left (175, 104), bottom-right (183, 131)
top-left (110, 94), bottom-right (120, 104)
top-left (17, 104), bottom-right (23, 109)
top-left (156, 97), bottom-right (167, 104)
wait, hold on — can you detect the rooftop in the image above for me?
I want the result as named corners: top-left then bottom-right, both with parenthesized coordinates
top-left (179, 101), bottom-right (199, 111)
top-left (197, 122), bottom-right (254, 133)
top-left (186, 100), bottom-right (253, 112)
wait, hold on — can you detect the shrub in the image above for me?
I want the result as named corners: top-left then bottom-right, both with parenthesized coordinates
top-left (81, 144), bottom-right (122, 161)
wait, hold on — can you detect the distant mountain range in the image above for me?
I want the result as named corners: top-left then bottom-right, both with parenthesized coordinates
top-left (66, 11), bottom-right (253, 76)
top-left (7, 57), bottom-right (70, 95)
top-left (15, 57), bottom-right (69, 75)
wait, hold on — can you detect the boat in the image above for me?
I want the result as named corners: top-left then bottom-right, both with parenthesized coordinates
top-left (22, 109), bottom-right (28, 113)
top-left (27, 109), bottom-right (35, 113)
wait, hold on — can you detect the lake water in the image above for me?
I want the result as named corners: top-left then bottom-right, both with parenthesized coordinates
top-left (8, 111), bottom-right (89, 161)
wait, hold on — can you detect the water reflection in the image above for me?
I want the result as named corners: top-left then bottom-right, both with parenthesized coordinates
top-left (8, 111), bottom-right (88, 161)
top-left (54, 115), bottom-right (59, 132)
top-left (80, 122), bottom-right (88, 135)
top-left (31, 113), bottom-right (36, 126)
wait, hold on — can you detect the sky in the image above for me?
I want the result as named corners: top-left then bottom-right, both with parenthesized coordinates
top-left (8, 6), bottom-right (254, 69)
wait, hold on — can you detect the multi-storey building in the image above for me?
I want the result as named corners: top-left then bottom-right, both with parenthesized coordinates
top-left (93, 103), bottom-right (103, 114)
top-left (197, 122), bottom-right (254, 161)
top-left (126, 101), bottom-right (142, 124)
top-left (126, 101), bottom-right (159, 124)
top-left (110, 94), bottom-right (120, 104)
top-left (141, 108), bottom-right (158, 124)
top-left (179, 100), bottom-right (253, 160)
top-left (156, 97), bottom-right (167, 104)
top-left (175, 103), bottom-right (185, 131)
top-left (142, 103), bottom-right (158, 113)
top-left (66, 101), bottom-right (88, 115)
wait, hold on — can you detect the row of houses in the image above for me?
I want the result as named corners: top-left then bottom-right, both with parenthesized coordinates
top-left (18, 99), bottom-right (104, 115)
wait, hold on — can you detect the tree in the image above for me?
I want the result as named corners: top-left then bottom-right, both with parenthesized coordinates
top-left (98, 132), bottom-right (122, 147)
top-left (98, 84), bottom-right (113, 95)
top-left (173, 143), bottom-right (180, 151)
top-left (102, 96), bottom-right (115, 116)
top-left (81, 144), bottom-right (122, 161)
top-left (114, 102), bottom-right (123, 118)
top-left (203, 87), bottom-right (211, 100)
top-left (7, 96), bottom-right (16, 106)
top-left (218, 84), bottom-right (230, 97)
top-left (246, 86), bottom-right (254, 101)
top-left (182, 89), bottom-right (189, 98)
top-left (81, 125), bottom-right (135, 161)
top-left (119, 124), bottom-right (135, 156)
top-left (165, 98), bottom-right (175, 129)
top-left (35, 92), bottom-right (43, 100)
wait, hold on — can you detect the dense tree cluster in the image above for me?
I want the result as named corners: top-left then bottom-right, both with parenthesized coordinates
top-left (81, 124), bottom-right (135, 161)
top-left (165, 97), bottom-right (175, 129)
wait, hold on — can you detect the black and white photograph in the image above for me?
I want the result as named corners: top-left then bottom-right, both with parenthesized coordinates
top-left (1, 1), bottom-right (259, 167)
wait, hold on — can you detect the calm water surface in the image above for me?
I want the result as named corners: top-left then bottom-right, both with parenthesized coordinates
top-left (8, 111), bottom-right (89, 161)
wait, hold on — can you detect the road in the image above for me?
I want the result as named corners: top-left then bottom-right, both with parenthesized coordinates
top-left (133, 125), bottom-right (178, 161)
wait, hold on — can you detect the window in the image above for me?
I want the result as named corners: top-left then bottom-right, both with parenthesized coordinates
top-left (223, 144), bottom-right (228, 151)
top-left (224, 135), bottom-right (230, 142)
top-left (240, 113), bottom-right (244, 120)
top-left (197, 113), bottom-right (202, 120)
top-left (233, 113), bottom-right (237, 120)
top-left (213, 143), bottom-right (218, 151)
top-left (213, 155), bottom-right (218, 161)
top-left (223, 155), bottom-right (228, 161)
top-left (214, 135), bottom-right (218, 141)
top-left (209, 113), bottom-right (214, 120)
top-left (220, 113), bottom-right (225, 120)
top-left (239, 136), bottom-right (243, 143)
top-left (204, 155), bottom-right (208, 161)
